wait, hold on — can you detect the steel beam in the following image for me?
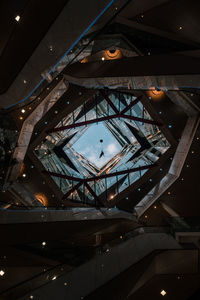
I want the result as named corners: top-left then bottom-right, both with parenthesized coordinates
top-left (63, 182), bottom-right (83, 199)
top-left (121, 95), bottom-right (143, 114)
top-left (43, 164), bottom-right (156, 183)
top-left (100, 90), bottom-right (119, 114)
top-left (47, 114), bottom-right (162, 133)
top-left (84, 182), bottom-right (103, 206)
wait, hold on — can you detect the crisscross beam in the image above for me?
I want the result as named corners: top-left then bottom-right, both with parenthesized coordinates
top-left (43, 164), bottom-right (156, 183)
top-left (47, 115), bottom-right (162, 133)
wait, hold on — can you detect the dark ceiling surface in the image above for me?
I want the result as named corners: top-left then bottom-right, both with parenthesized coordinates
top-left (0, 0), bottom-right (200, 299)
top-left (0, 0), bottom-right (69, 94)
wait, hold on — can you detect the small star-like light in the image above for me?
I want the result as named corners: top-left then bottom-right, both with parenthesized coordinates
top-left (30, 296), bottom-right (34, 299)
top-left (15, 15), bottom-right (20, 22)
top-left (144, 215), bottom-right (148, 219)
top-left (42, 241), bottom-right (46, 246)
top-left (101, 57), bottom-right (105, 61)
top-left (160, 290), bottom-right (167, 296)
top-left (154, 205), bottom-right (157, 209)
top-left (21, 109), bottom-right (25, 113)
top-left (179, 26), bottom-right (183, 30)
top-left (0, 270), bottom-right (5, 276)
top-left (19, 116), bottom-right (23, 120)
top-left (52, 275), bottom-right (57, 280)
top-left (22, 173), bottom-right (26, 178)
top-left (54, 110), bottom-right (58, 114)
top-left (168, 191), bottom-right (171, 195)
top-left (23, 80), bottom-right (27, 84)
top-left (64, 282), bottom-right (68, 286)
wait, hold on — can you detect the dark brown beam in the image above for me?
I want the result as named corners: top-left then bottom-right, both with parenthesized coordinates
top-left (63, 181), bottom-right (83, 199)
top-left (43, 164), bottom-right (156, 183)
top-left (47, 114), bottom-right (162, 133)
top-left (121, 95), bottom-right (143, 114)
top-left (100, 90), bottom-right (119, 114)
top-left (84, 182), bottom-right (104, 207)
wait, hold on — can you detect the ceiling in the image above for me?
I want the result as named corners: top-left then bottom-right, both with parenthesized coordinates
top-left (0, 0), bottom-right (200, 299)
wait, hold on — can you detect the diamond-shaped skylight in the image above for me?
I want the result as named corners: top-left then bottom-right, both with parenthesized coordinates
top-left (35, 90), bottom-right (170, 206)
top-left (73, 123), bottom-right (122, 168)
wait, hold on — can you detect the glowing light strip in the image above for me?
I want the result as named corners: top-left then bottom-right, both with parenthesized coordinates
top-left (6, 0), bottom-right (115, 109)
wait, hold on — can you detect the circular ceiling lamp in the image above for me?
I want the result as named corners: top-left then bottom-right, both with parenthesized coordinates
top-left (34, 193), bottom-right (48, 206)
top-left (104, 49), bottom-right (122, 60)
top-left (147, 87), bottom-right (164, 101)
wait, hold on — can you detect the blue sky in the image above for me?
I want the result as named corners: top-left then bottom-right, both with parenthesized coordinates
top-left (73, 123), bottom-right (121, 168)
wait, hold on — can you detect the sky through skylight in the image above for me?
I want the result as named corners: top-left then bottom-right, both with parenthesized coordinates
top-left (73, 123), bottom-right (121, 168)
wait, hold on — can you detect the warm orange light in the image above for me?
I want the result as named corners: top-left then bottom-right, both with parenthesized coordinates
top-left (147, 88), bottom-right (164, 101)
top-left (104, 49), bottom-right (122, 60)
top-left (80, 57), bottom-right (88, 63)
top-left (19, 163), bottom-right (25, 176)
top-left (34, 193), bottom-right (48, 206)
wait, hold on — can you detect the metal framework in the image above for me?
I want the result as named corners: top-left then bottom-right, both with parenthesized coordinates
top-left (47, 114), bottom-right (162, 133)
top-left (43, 164), bottom-right (156, 204)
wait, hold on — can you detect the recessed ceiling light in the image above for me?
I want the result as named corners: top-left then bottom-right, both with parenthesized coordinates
top-left (160, 290), bottom-right (167, 296)
top-left (15, 15), bottom-right (20, 22)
